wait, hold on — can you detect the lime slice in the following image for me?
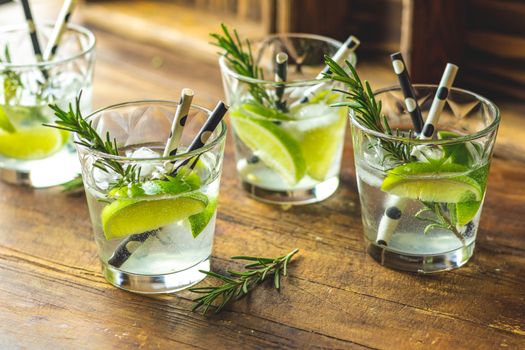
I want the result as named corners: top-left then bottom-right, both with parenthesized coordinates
top-left (0, 107), bottom-right (16, 133)
top-left (0, 126), bottom-right (68, 160)
top-left (382, 162), bottom-right (482, 203)
top-left (299, 108), bottom-right (346, 180)
top-left (102, 193), bottom-right (208, 240)
top-left (437, 131), bottom-right (482, 167)
top-left (304, 90), bottom-right (341, 105)
top-left (453, 164), bottom-right (489, 225)
top-left (238, 101), bottom-right (294, 121)
top-left (108, 172), bottom-right (201, 199)
top-left (455, 201), bottom-right (481, 226)
top-left (189, 197), bottom-right (217, 238)
top-left (231, 112), bottom-right (306, 185)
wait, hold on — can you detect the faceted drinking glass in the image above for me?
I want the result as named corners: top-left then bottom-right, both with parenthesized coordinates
top-left (220, 33), bottom-right (356, 204)
top-left (0, 22), bottom-right (95, 187)
top-left (77, 101), bottom-right (227, 293)
top-left (351, 85), bottom-right (500, 273)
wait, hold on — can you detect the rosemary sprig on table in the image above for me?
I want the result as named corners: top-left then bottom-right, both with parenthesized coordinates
top-left (210, 24), bottom-right (274, 107)
top-left (190, 248), bottom-right (299, 315)
top-left (323, 56), bottom-right (413, 164)
top-left (45, 93), bottom-right (141, 186)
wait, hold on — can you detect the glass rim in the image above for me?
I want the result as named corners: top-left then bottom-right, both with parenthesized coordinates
top-left (218, 32), bottom-right (344, 87)
top-left (0, 21), bottom-right (96, 69)
top-left (76, 100), bottom-right (227, 162)
top-left (349, 84), bottom-right (501, 145)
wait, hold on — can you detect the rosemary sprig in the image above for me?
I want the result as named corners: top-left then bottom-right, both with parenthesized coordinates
top-left (210, 24), bottom-right (274, 107)
top-left (415, 202), bottom-right (465, 245)
top-left (1, 45), bottom-right (24, 104)
top-left (45, 93), bottom-right (141, 186)
top-left (323, 56), bottom-right (413, 163)
top-left (190, 248), bottom-right (299, 315)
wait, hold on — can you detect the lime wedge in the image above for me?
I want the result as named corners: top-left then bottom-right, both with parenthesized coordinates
top-left (437, 131), bottom-right (483, 167)
top-left (299, 108), bottom-right (346, 180)
top-left (231, 112), bottom-right (306, 185)
top-left (382, 162), bottom-right (482, 203)
top-left (238, 101), bottom-right (294, 121)
top-left (189, 197), bottom-right (217, 238)
top-left (456, 201), bottom-right (481, 226)
top-left (0, 107), bottom-right (16, 133)
top-left (108, 172), bottom-right (201, 199)
top-left (453, 164), bottom-right (489, 225)
top-left (0, 126), bottom-right (68, 159)
top-left (102, 193), bottom-right (208, 240)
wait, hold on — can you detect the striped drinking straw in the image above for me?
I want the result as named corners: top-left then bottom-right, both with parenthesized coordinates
top-left (163, 88), bottom-right (194, 172)
top-left (171, 101), bottom-right (229, 175)
top-left (20, 0), bottom-right (49, 79)
top-left (20, 0), bottom-right (44, 62)
top-left (109, 100), bottom-right (229, 268)
top-left (290, 35), bottom-right (360, 108)
top-left (390, 52), bottom-right (424, 134)
top-left (376, 63), bottom-right (459, 246)
top-left (275, 52), bottom-right (288, 111)
top-left (44, 0), bottom-right (78, 61)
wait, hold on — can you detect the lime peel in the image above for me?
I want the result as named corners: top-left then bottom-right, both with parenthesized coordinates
top-left (231, 112), bottom-right (306, 185)
top-left (101, 194), bottom-right (208, 240)
top-left (381, 162), bottom-right (482, 203)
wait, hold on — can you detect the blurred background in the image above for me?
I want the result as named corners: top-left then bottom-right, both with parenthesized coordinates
top-left (1, 0), bottom-right (524, 160)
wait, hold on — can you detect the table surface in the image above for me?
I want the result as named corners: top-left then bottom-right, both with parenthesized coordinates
top-left (1, 8), bottom-right (525, 350)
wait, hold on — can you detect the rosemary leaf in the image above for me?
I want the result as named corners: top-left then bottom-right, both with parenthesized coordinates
top-left (190, 248), bottom-right (299, 315)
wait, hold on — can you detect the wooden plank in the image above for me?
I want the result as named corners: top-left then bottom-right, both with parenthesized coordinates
top-left (467, 32), bottom-right (525, 61)
top-left (468, 0), bottom-right (525, 37)
top-left (401, 0), bottom-right (466, 83)
top-left (81, 1), bottom-right (269, 65)
top-left (1, 2), bottom-right (525, 349)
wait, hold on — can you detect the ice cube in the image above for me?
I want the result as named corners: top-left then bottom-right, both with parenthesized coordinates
top-left (125, 106), bottom-right (172, 146)
top-left (291, 104), bottom-right (339, 131)
top-left (92, 167), bottom-right (120, 191)
top-left (126, 106), bottom-right (149, 132)
top-left (92, 111), bottom-right (129, 145)
top-left (126, 147), bottom-right (164, 177)
top-left (357, 167), bottom-right (383, 188)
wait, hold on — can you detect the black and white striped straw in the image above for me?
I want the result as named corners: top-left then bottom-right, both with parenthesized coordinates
top-left (275, 52), bottom-right (288, 110)
top-left (108, 230), bottom-right (157, 268)
top-left (171, 101), bottom-right (228, 175)
top-left (376, 63), bottom-right (459, 246)
top-left (419, 63), bottom-right (459, 140)
top-left (109, 100), bottom-right (228, 267)
top-left (44, 0), bottom-right (78, 61)
top-left (20, 0), bottom-right (48, 79)
top-left (163, 88), bottom-right (194, 171)
top-left (390, 52), bottom-right (424, 134)
top-left (290, 35), bottom-right (360, 107)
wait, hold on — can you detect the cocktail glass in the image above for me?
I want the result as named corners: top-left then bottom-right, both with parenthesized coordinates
top-left (351, 85), bottom-right (500, 273)
top-left (77, 101), bottom-right (227, 293)
top-left (0, 22), bottom-right (95, 187)
top-left (220, 33), bottom-right (356, 204)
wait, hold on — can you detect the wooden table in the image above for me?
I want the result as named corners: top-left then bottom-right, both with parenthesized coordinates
top-left (1, 19), bottom-right (525, 350)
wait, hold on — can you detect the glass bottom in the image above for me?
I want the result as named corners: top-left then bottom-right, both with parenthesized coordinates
top-left (241, 176), bottom-right (339, 205)
top-left (366, 240), bottom-right (475, 273)
top-left (0, 145), bottom-right (80, 188)
top-left (102, 256), bottom-right (210, 294)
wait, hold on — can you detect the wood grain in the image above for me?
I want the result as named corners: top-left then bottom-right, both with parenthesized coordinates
top-left (401, 0), bottom-right (466, 83)
top-left (0, 2), bottom-right (525, 349)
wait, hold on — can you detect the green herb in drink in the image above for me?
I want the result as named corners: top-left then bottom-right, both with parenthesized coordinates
top-left (45, 93), bottom-right (141, 188)
top-left (323, 56), bottom-right (413, 164)
top-left (210, 24), bottom-right (275, 108)
top-left (0, 46), bottom-right (24, 104)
